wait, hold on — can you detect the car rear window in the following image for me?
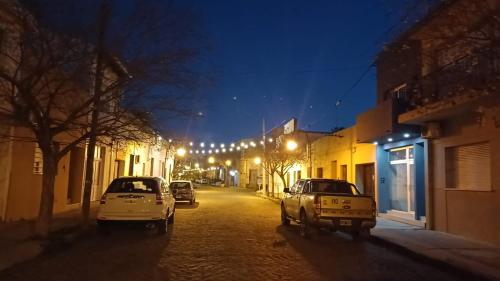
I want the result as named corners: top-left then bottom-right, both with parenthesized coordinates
top-left (170, 182), bottom-right (190, 189)
top-left (106, 179), bottom-right (159, 194)
top-left (310, 181), bottom-right (360, 195)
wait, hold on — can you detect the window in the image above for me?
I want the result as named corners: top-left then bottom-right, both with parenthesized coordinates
top-left (150, 158), bottom-right (155, 176)
top-left (310, 180), bottom-right (360, 195)
top-left (445, 142), bottom-right (490, 191)
top-left (33, 144), bottom-right (43, 174)
top-left (297, 170), bottom-right (301, 180)
top-left (106, 178), bottom-right (159, 194)
top-left (340, 165), bottom-right (347, 180)
top-left (316, 167), bottom-right (323, 178)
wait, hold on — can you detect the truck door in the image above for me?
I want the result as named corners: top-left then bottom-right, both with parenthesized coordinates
top-left (289, 180), bottom-right (306, 219)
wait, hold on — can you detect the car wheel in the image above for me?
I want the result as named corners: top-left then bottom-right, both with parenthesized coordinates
top-left (352, 228), bottom-right (370, 240)
top-left (281, 204), bottom-right (290, 226)
top-left (299, 211), bottom-right (311, 238)
top-left (189, 199), bottom-right (193, 205)
top-left (157, 216), bottom-right (168, 235)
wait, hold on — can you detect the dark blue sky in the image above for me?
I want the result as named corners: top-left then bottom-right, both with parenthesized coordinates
top-left (173, 0), bottom-right (418, 143)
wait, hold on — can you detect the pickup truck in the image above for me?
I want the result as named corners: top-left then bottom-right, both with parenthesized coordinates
top-left (281, 179), bottom-right (376, 239)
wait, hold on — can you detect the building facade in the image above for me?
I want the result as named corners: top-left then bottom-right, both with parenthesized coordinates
top-left (357, 0), bottom-right (500, 244)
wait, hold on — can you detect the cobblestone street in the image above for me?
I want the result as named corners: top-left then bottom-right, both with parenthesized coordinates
top-left (0, 187), bottom-right (483, 281)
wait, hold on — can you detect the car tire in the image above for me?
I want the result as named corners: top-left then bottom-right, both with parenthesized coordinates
top-left (351, 228), bottom-right (370, 240)
top-left (281, 204), bottom-right (290, 226)
top-left (189, 199), bottom-right (193, 205)
top-left (299, 210), bottom-right (311, 238)
top-left (157, 217), bottom-right (168, 235)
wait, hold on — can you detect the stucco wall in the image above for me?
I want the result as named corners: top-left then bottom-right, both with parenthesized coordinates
top-left (310, 127), bottom-right (376, 194)
top-left (430, 106), bottom-right (500, 246)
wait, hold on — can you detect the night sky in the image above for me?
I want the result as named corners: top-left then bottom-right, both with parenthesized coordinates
top-left (171, 0), bottom-right (420, 144)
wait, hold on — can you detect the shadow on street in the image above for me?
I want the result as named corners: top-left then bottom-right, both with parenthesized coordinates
top-left (175, 202), bottom-right (200, 209)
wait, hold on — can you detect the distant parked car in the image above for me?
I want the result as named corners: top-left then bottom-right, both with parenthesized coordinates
top-left (170, 180), bottom-right (196, 204)
top-left (97, 177), bottom-right (175, 234)
top-left (199, 178), bottom-right (208, 184)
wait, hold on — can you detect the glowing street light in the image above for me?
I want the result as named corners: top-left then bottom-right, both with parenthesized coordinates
top-left (208, 157), bottom-right (215, 164)
top-left (210, 143), bottom-right (215, 148)
top-left (215, 149), bottom-right (220, 153)
top-left (230, 143), bottom-right (235, 147)
top-left (220, 143), bottom-right (225, 148)
top-left (254, 157), bottom-right (262, 165)
top-left (202, 150), bottom-right (205, 154)
top-left (268, 138), bottom-right (273, 143)
top-left (236, 146), bottom-right (241, 151)
top-left (176, 148), bottom-right (187, 157)
top-left (208, 149), bottom-right (213, 154)
top-left (189, 142), bottom-right (193, 146)
top-left (200, 142), bottom-right (205, 147)
top-left (225, 160), bottom-right (232, 166)
top-left (286, 140), bottom-right (298, 151)
top-left (229, 148), bottom-right (233, 152)
top-left (194, 163), bottom-right (200, 168)
top-left (222, 148), bottom-right (226, 153)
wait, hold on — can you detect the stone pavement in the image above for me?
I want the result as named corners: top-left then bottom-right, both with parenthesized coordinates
top-left (0, 204), bottom-right (98, 272)
top-left (372, 218), bottom-right (500, 281)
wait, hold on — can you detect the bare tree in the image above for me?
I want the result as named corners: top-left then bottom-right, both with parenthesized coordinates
top-left (261, 145), bottom-right (305, 197)
top-left (0, 0), bottom-right (202, 236)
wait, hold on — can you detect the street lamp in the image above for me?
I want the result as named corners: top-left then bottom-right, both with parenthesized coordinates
top-left (225, 160), bottom-right (232, 166)
top-left (194, 163), bottom-right (200, 169)
top-left (176, 147), bottom-right (187, 157)
top-left (254, 157), bottom-right (261, 165)
top-left (286, 140), bottom-right (298, 151)
top-left (208, 156), bottom-right (215, 164)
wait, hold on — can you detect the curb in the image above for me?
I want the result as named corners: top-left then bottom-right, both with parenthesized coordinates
top-left (369, 234), bottom-right (496, 281)
top-left (255, 192), bottom-right (281, 204)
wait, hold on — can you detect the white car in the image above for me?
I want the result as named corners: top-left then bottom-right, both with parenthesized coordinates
top-left (97, 176), bottom-right (176, 234)
top-left (170, 180), bottom-right (196, 204)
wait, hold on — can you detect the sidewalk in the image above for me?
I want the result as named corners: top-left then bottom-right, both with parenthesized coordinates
top-left (0, 204), bottom-right (98, 272)
top-left (372, 218), bottom-right (500, 281)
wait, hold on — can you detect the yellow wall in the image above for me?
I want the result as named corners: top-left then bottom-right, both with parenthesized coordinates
top-left (308, 126), bottom-right (376, 192)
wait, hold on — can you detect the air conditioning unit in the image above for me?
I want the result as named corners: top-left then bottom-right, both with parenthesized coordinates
top-left (421, 122), bottom-right (441, 139)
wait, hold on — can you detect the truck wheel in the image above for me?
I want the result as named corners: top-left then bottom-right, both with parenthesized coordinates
top-left (299, 211), bottom-right (311, 238)
top-left (351, 228), bottom-right (370, 240)
top-left (157, 218), bottom-right (168, 234)
top-left (281, 205), bottom-right (290, 226)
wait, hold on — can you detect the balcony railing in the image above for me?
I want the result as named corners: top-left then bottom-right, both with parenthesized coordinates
top-left (397, 51), bottom-right (500, 112)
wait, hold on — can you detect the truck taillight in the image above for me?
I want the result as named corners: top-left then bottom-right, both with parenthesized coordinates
top-left (313, 194), bottom-right (321, 215)
top-left (156, 193), bottom-right (163, 205)
top-left (100, 194), bottom-right (107, 204)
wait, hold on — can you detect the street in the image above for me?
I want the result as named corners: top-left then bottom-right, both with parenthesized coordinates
top-left (0, 187), bottom-right (482, 281)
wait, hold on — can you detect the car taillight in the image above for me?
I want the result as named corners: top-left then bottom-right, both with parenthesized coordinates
top-left (100, 194), bottom-right (107, 204)
top-left (156, 193), bottom-right (163, 205)
top-left (313, 194), bottom-right (321, 215)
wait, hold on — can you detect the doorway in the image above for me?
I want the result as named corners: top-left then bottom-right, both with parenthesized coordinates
top-left (389, 146), bottom-right (415, 213)
top-left (355, 163), bottom-right (375, 196)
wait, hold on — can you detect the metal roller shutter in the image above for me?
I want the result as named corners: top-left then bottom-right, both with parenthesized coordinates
top-left (445, 142), bottom-right (490, 190)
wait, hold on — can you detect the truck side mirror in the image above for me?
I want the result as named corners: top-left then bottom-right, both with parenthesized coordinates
top-left (283, 188), bottom-right (290, 193)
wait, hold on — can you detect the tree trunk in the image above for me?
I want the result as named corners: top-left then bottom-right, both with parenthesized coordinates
top-left (278, 174), bottom-right (287, 197)
top-left (270, 174), bottom-right (274, 197)
top-left (35, 148), bottom-right (58, 238)
top-left (81, 134), bottom-right (97, 228)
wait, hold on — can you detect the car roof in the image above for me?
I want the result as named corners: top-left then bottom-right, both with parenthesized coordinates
top-left (171, 180), bottom-right (191, 183)
top-left (114, 176), bottom-right (163, 181)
